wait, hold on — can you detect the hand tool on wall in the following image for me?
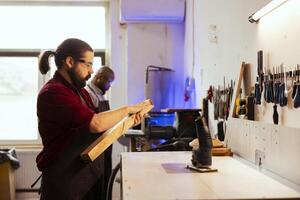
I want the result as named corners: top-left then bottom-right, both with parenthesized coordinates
top-left (257, 50), bottom-right (264, 93)
top-left (292, 67), bottom-right (298, 99)
top-left (264, 68), bottom-right (274, 103)
top-left (263, 73), bottom-right (268, 102)
top-left (284, 70), bottom-right (293, 98)
top-left (235, 98), bottom-right (247, 117)
top-left (254, 77), bottom-right (261, 104)
top-left (254, 51), bottom-right (264, 105)
top-left (273, 104), bottom-right (279, 124)
top-left (272, 67), bottom-right (279, 124)
top-left (207, 85), bottom-right (213, 103)
top-left (225, 83), bottom-right (233, 119)
top-left (293, 65), bottom-right (300, 108)
top-left (274, 67), bottom-right (280, 104)
top-left (279, 66), bottom-right (287, 107)
top-left (213, 87), bottom-right (219, 120)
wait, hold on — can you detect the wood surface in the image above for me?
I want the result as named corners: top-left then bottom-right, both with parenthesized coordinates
top-left (121, 152), bottom-right (300, 200)
top-left (81, 99), bottom-right (154, 162)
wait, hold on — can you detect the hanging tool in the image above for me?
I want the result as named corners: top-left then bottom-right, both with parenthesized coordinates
top-left (254, 77), bottom-right (261, 104)
top-left (273, 104), bottom-right (279, 124)
top-left (264, 68), bottom-right (274, 103)
top-left (284, 69), bottom-right (293, 98)
top-left (257, 50), bottom-right (264, 93)
top-left (255, 51), bottom-right (264, 104)
top-left (207, 85), bottom-right (213, 103)
top-left (274, 67), bottom-right (280, 104)
top-left (213, 87), bottom-right (219, 120)
top-left (263, 73), bottom-right (268, 102)
top-left (279, 65), bottom-right (287, 107)
top-left (292, 67), bottom-right (298, 99)
top-left (293, 65), bottom-right (300, 108)
top-left (235, 98), bottom-right (247, 117)
top-left (272, 67), bottom-right (279, 124)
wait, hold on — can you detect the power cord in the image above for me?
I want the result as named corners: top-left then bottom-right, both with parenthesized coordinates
top-left (106, 162), bottom-right (121, 200)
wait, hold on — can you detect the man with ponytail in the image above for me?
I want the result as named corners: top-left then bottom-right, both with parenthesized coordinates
top-left (36, 38), bottom-right (145, 200)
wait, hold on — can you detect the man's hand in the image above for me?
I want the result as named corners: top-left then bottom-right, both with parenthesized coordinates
top-left (127, 102), bottom-right (146, 114)
top-left (132, 112), bottom-right (144, 126)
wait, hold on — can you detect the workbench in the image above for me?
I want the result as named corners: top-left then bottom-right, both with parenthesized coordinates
top-left (121, 151), bottom-right (300, 200)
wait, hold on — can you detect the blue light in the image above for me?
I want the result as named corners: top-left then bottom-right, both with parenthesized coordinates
top-left (147, 113), bottom-right (175, 126)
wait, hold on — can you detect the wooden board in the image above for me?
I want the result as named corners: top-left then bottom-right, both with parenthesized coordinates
top-left (160, 108), bottom-right (201, 113)
top-left (212, 147), bottom-right (233, 156)
top-left (0, 161), bottom-right (15, 200)
top-left (81, 99), bottom-right (154, 162)
top-left (212, 138), bottom-right (223, 148)
top-left (229, 62), bottom-right (247, 118)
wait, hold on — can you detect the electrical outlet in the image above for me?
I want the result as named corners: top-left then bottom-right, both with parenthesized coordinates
top-left (208, 24), bottom-right (218, 43)
top-left (255, 149), bottom-right (265, 167)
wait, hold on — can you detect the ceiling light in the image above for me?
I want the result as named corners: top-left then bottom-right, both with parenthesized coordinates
top-left (248, 0), bottom-right (288, 23)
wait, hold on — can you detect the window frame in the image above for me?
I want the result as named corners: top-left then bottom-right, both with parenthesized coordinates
top-left (0, 1), bottom-right (108, 147)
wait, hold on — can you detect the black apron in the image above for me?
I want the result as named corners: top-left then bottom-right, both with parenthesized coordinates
top-left (40, 101), bottom-right (111, 200)
top-left (94, 100), bottom-right (112, 200)
top-left (87, 84), bottom-right (113, 200)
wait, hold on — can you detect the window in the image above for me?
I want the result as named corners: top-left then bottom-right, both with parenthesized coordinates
top-left (0, 3), bottom-right (107, 144)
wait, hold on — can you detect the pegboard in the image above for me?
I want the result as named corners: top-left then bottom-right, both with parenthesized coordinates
top-left (226, 118), bottom-right (300, 186)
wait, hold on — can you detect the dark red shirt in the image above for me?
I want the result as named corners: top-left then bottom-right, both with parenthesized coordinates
top-left (36, 71), bottom-right (95, 171)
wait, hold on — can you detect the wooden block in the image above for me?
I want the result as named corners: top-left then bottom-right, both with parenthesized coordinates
top-left (212, 147), bottom-right (233, 156)
top-left (81, 99), bottom-right (154, 162)
top-left (212, 139), bottom-right (224, 148)
top-left (0, 161), bottom-right (15, 200)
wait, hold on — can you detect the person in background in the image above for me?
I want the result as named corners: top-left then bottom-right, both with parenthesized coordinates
top-left (86, 66), bottom-right (115, 200)
top-left (36, 38), bottom-right (145, 200)
top-left (86, 66), bottom-right (115, 112)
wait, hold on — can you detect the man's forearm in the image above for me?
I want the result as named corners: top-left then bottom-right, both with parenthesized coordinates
top-left (89, 106), bottom-right (129, 133)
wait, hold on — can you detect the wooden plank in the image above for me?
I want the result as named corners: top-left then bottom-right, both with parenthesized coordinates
top-left (212, 138), bottom-right (223, 148)
top-left (0, 161), bottom-right (15, 200)
top-left (212, 147), bottom-right (233, 156)
top-left (160, 108), bottom-right (201, 113)
top-left (229, 62), bottom-right (247, 118)
top-left (81, 99), bottom-right (154, 163)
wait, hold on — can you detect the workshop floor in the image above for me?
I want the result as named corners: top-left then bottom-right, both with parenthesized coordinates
top-left (16, 176), bottom-right (122, 200)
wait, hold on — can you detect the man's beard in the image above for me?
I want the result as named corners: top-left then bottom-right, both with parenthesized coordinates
top-left (96, 82), bottom-right (106, 95)
top-left (68, 68), bottom-right (91, 88)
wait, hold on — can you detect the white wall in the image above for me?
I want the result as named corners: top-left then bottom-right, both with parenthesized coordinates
top-left (110, 0), bottom-right (300, 166)
top-left (109, 0), bottom-right (185, 166)
top-left (109, 0), bottom-right (128, 108)
top-left (126, 23), bottom-right (185, 107)
top-left (255, 0), bottom-right (300, 127)
top-left (109, 0), bottom-right (128, 167)
top-left (184, 0), bottom-right (269, 134)
top-left (184, 0), bottom-right (300, 130)
top-left (184, 0), bottom-right (270, 106)
top-left (183, 0), bottom-right (300, 188)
